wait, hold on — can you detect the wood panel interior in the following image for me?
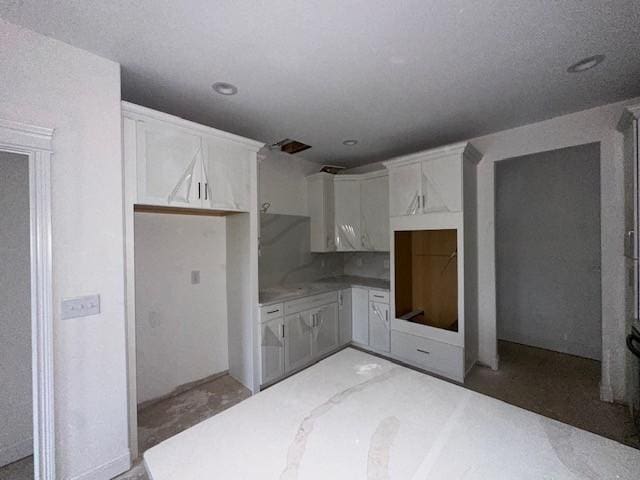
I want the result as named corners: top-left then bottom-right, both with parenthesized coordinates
top-left (394, 229), bottom-right (458, 332)
top-left (134, 204), bottom-right (240, 217)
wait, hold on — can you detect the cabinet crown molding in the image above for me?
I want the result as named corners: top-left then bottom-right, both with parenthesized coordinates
top-left (121, 101), bottom-right (264, 152)
top-left (382, 141), bottom-right (482, 169)
top-left (616, 103), bottom-right (640, 132)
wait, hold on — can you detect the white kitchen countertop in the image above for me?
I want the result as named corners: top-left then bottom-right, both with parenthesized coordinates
top-left (144, 348), bottom-right (640, 479)
top-left (259, 275), bottom-right (390, 306)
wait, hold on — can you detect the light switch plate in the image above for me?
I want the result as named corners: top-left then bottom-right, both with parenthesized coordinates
top-left (191, 270), bottom-right (201, 284)
top-left (61, 294), bottom-right (100, 320)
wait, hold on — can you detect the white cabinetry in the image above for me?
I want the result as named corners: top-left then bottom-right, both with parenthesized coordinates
top-left (261, 292), bottom-right (341, 385)
top-left (125, 102), bottom-right (260, 212)
top-left (334, 178), bottom-right (362, 251)
top-left (369, 298), bottom-right (390, 353)
top-left (308, 171), bottom-right (389, 252)
top-left (384, 142), bottom-right (481, 383)
top-left (338, 289), bottom-right (352, 345)
top-left (136, 119), bottom-right (204, 208)
top-left (388, 144), bottom-right (470, 217)
top-left (260, 317), bottom-right (285, 385)
top-left (351, 287), bottom-right (370, 345)
top-left (314, 303), bottom-right (339, 357)
top-left (284, 312), bottom-right (314, 373)
top-left (389, 162), bottom-right (421, 217)
top-left (307, 173), bottom-right (335, 252)
top-left (361, 174), bottom-right (390, 250)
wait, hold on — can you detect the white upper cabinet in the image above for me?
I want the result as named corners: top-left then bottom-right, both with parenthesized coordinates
top-left (385, 143), bottom-right (481, 218)
top-left (421, 155), bottom-right (462, 213)
top-left (361, 174), bottom-right (390, 251)
top-left (307, 173), bottom-right (335, 252)
top-left (388, 162), bottom-right (421, 217)
top-left (123, 102), bottom-right (262, 212)
top-left (308, 171), bottom-right (389, 252)
top-left (202, 135), bottom-right (251, 211)
top-left (334, 178), bottom-right (362, 251)
top-left (136, 119), bottom-right (204, 208)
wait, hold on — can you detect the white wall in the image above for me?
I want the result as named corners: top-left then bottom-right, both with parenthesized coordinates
top-left (258, 148), bottom-right (320, 216)
top-left (134, 212), bottom-right (228, 404)
top-left (0, 19), bottom-right (129, 479)
top-left (0, 152), bottom-right (32, 467)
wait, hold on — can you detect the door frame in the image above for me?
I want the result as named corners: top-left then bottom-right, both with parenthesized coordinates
top-left (0, 119), bottom-right (55, 479)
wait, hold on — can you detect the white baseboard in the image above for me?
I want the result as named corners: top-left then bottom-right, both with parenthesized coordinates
top-left (69, 451), bottom-right (131, 480)
top-left (600, 381), bottom-right (614, 403)
top-left (0, 437), bottom-right (33, 468)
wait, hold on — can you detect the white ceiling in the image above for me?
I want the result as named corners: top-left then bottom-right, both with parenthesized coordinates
top-left (2, 1), bottom-right (639, 167)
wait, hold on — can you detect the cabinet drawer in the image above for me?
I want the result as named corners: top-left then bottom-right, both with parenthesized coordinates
top-left (285, 292), bottom-right (338, 316)
top-left (390, 331), bottom-right (463, 382)
top-left (260, 303), bottom-right (284, 322)
top-left (368, 290), bottom-right (389, 304)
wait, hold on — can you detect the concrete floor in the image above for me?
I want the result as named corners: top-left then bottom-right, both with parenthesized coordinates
top-left (465, 340), bottom-right (639, 449)
top-left (117, 373), bottom-right (251, 480)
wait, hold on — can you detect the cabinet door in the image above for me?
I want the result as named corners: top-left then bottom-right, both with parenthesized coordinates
top-left (136, 120), bottom-right (203, 207)
top-left (369, 301), bottom-right (390, 352)
top-left (334, 179), bottom-right (362, 251)
top-left (261, 318), bottom-right (284, 385)
top-left (421, 157), bottom-right (462, 213)
top-left (352, 287), bottom-right (369, 345)
top-left (361, 175), bottom-right (390, 251)
top-left (313, 303), bottom-right (339, 357)
top-left (338, 289), bottom-right (352, 345)
top-left (308, 175), bottom-right (335, 252)
top-left (389, 162), bottom-right (421, 217)
top-left (202, 136), bottom-right (251, 211)
top-left (284, 312), bottom-right (314, 373)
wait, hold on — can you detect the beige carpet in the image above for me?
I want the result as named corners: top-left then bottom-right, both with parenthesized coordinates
top-left (465, 340), bottom-right (639, 449)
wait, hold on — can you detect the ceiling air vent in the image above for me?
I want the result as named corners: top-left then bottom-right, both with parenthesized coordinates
top-left (269, 138), bottom-right (312, 155)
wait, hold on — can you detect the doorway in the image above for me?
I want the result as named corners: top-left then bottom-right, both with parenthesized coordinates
top-left (495, 142), bottom-right (601, 360)
top-left (467, 142), bottom-right (637, 447)
top-left (0, 152), bottom-right (32, 479)
top-left (0, 119), bottom-right (55, 480)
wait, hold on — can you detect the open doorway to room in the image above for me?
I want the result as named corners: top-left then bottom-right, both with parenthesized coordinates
top-left (466, 142), bottom-right (638, 448)
top-left (0, 152), bottom-right (33, 480)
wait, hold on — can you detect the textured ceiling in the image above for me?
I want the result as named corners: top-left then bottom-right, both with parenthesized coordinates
top-left (2, 1), bottom-right (639, 166)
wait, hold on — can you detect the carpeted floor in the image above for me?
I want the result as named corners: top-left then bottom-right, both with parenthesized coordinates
top-left (465, 340), bottom-right (639, 449)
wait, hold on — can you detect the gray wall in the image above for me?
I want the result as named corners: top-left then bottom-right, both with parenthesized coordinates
top-left (496, 142), bottom-right (602, 360)
top-left (0, 152), bottom-right (32, 466)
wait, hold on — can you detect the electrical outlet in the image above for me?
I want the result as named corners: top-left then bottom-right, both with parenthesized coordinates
top-left (191, 270), bottom-right (201, 285)
top-left (384, 259), bottom-right (390, 269)
top-left (61, 294), bottom-right (100, 320)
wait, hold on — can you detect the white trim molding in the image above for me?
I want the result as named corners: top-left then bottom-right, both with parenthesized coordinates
top-left (0, 118), bottom-right (55, 479)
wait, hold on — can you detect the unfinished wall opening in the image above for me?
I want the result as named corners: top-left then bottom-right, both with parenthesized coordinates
top-left (394, 229), bottom-right (458, 332)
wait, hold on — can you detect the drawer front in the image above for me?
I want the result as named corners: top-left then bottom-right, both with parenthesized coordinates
top-left (285, 291), bottom-right (338, 316)
top-left (391, 331), bottom-right (463, 382)
top-left (368, 289), bottom-right (389, 304)
top-left (260, 303), bottom-right (284, 322)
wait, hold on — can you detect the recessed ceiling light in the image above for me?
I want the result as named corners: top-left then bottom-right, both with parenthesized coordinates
top-left (212, 82), bottom-right (238, 95)
top-left (342, 139), bottom-right (358, 146)
top-left (567, 55), bottom-right (605, 73)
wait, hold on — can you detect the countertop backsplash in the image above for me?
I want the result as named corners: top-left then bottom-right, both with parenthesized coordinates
top-left (259, 213), bottom-right (390, 289)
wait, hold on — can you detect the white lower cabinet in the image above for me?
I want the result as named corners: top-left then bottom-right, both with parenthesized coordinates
top-left (351, 287), bottom-right (370, 345)
top-left (314, 303), bottom-right (339, 357)
top-left (284, 311), bottom-right (314, 374)
top-left (369, 301), bottom-right (390, 352)
top-left (390, 331), bottom-right (464, 382)
top-left (338, 289), bottom-right (352, 345)
top-left (260, 317), bottom-right (285, 385)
